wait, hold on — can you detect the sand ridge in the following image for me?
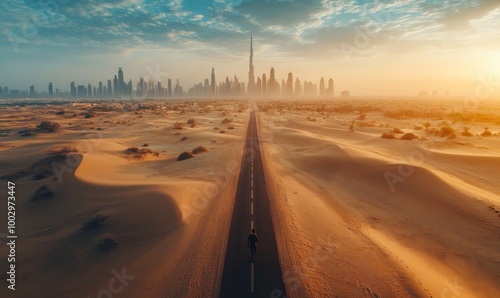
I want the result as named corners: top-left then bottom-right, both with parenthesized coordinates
top-left (0, 99), bottom-right (250, 297)
top-left (257, 99), bottom-right (500, 298)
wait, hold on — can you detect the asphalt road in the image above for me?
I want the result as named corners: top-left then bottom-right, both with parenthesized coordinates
top-left (219, 110), bottom-right (287, 298)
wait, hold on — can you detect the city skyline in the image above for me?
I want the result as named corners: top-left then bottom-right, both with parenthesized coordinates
top-left (2, 34), bottom-right (343, 99)
top-left (1, 1), bottom-right (500, 97)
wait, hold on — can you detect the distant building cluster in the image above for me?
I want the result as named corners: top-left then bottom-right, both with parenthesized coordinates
top-left (0, 35), bottom-right (340, 99)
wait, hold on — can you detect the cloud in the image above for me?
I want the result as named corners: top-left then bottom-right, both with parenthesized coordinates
top-left (0, 0), bottom-right (499, 63)
top-left (430, 0), bottom-right (500, 29)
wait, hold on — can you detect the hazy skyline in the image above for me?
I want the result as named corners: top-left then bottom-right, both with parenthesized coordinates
top-left (1, 0), bottom-right (500, 96)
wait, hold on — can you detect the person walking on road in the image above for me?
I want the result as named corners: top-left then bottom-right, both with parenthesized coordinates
top-left (248, 228), bottom-right (259, 259)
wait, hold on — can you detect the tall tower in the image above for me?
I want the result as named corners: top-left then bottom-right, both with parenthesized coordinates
top-left (248, 33), bottom-right (255, 95)
top-left (118, 67), bottom-right (124, 96)
top-left (70, 81), bottom-right (76, 96)
top-left (262, 73), bottom-right (267, 96)
top-left (319, 77), bottom-right (325, 97)
top-left (286, 72), bottom-right (293, 95)
top-left (269, 67), bottom-right (275, 96)
top-left (211, 67), bottom-right (216, 97)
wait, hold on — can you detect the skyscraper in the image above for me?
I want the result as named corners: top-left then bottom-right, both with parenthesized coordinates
top-left (98, 81), bottom-right (103, 97)
top-left (211, 67), bottom-right (216, 97)
top-left (30, 85), bottom-right (35, 97)
top-left (328, 78), bottom-right (334, 97)
top-left (48, 82), bottom-right (53, 96)
top-left (174, 79), bottom-right (182, 97)
top-left (118, 67), bottom-right (124, 96)
top-left (77, 85), bottom-right (86, 97)
top-left (157, 81), bottom-right (163, 97)
top-left (286, 72), bottom-right (293, 95)
top-left (70, 81), bottom-right (76, 96)
top-left (319, 77), bottom-right (325, 97)
top-left (262, 73), bottom-right (267, 96)
top-left (295, 78), bottom-right (302, 97)
top-left (88, 83), bottom-right (92, 96)
top-left (168, 79), bottom-right (172, 97)
top-left (247, 33), bottom-right (255, 95)
top-left (113, 75), bottom-right (118, 96)
top-left (269, 67), bottom-right (275, 96)
top-left (107, 80), bottom-right (112, 96)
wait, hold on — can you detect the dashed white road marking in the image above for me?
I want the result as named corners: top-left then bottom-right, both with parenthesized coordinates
top-left (251, 220), bottom-right (254, 230)
top-left (251, 189), bottom-right (254, 199)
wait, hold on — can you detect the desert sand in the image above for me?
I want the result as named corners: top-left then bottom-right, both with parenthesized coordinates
top-left (1, 97), bottom-right (499, 298)
top-left (0, 99), bottom-right (249, 297)
top-left (257, 99), bottom-right (500, 297)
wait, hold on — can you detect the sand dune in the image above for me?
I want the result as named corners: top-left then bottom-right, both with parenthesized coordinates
top-left (0, 99), bottom-right (249, 297)
top-left (258, 101), bottom-right (500, 297)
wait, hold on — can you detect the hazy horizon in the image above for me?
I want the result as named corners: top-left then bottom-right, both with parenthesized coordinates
top-left (1, 0), bottom-right (500, 97)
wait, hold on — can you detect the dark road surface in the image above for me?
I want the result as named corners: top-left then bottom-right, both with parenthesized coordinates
top-left (219, 111), bottom-right (287, 298)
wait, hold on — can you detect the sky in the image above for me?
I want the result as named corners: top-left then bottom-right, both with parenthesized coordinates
top-left (1, 0), bottom-right (500, 96)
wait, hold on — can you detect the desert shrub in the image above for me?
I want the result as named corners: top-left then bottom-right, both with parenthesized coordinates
top-left (17, 129), bottom-right (38, 137)
top-left (55, 110), bottom-right (65, 115)
top-left (393, 128), bottom-right (404, 134)
top-left (428, 127), bottom-right (439, 135)
top-left (32, 185), bottom-right (53, 201)
top-left (220, 130), bottom-right (226, 134)
top-left (187, 119), bottom-right (196, 125)
top-left (214, 127), bottom-right (220, 130)
top-left (400, 133), bottom-right (418, 141)
top-left (84, 113), bottom-right (95, 118)
top-left (181, 136), bottom-right (187, 141)
top-left (143, 143), bottom-right (149, 147)
top-left (481, 127), bottom-right (492, 137)
top-left (173, 121), bottom-right (184, 129)
top-left (349, 120), bottom-right (355, 132)
top-left (82, 215), bottom-right (110, 232)
top-left (177, 151), bottom-right (194, 161)
top-left (124, 147), bottom-right (159, 159)
top-left (423, 122), bottom-right (431, 131)
top-left (228, 126), bottom-right (235, 130)
top-left (33, 170), bottom-right (52, 180)
top-left (461, 126), bottom-right (473, 137)
top-left (439, 126), bottom-right (456, 139)
top-left (381, 132), bottom-right (396, 139)
top-left (94, 237), bottom-right (118, 252)
top-left (221, 118), bottom-right (233, 124)
top-left (192, 145), bottom-right (208, 154)
top-left (38, 121), bottom-right (60, 132)
top-left (357, 113), bottom-right (367, 120)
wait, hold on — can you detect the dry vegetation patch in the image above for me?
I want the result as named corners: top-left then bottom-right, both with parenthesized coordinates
top-left (177, 151), bottom-right (194, 161)
top-left (192, 145), bottom-right (208, 154)
top-left (32, 185), bottom-right (53, 201)
top-left (400, 132), bottom-right (419, 141)
top-left (124, 147), bottom-right (159, 159)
